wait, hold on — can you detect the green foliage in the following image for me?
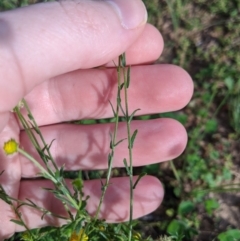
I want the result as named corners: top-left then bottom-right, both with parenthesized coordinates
top-left (204, 198), bottom-right (220, 215)
top-left (178, 201), bottom-right (195, 216)
top-left (167, 219), bottom-right (197, 240)
top-left (218, 229), bottom-right (240, 241)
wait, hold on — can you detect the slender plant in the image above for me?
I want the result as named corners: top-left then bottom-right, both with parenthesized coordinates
top-left (1, 54), bottom-right (149, 241)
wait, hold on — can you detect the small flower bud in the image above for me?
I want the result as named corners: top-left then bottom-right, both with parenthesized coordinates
top-left (3, 139), bottom-right (18, 155)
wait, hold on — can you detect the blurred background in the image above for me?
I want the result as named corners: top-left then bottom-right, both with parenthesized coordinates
top-left (1, 0), bottom-right (240, 240)
top-left (140, 1), bottom-right (240, 240)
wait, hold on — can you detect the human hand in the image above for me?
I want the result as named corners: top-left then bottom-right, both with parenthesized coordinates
top-left (0, 0), bottom-right (193, 239)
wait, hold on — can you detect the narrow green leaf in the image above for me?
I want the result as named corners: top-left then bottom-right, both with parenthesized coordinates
top-left (119, 102), bottom-right (126, 117)
top-left (55, 170), bottom-right (60, 179)
top-left (120, 53), bottom-right (126, 67)
top-left (41, 210), bottom-right (50, 220)
top-left (128, 109), bottom-right (141, 123)
top-left (10, 219), bottom-right (24, 226)
top-left (41, 144), bottom-right (48, 153)
top-left (108, 153), bottom-right (112, 167)
top-left (119, 83), bottom-right (124, 90)
top-left (126, 66), bottom-right (131, 88)
top-left (110, 140), bottom-right (113, 149)
top-left (123, 158), bottom-right (130, 175)
top-left (115, 138), bottom-right (127, 147)
top-left (28, 113), bottom-right (33, 120)
top-left (109, 132), bottom-right (114, 149)
top-left (72, 178), bottom-right (84, 192)
top-left (133, 173), bottom-right (147, 189)
top-left (108, 100), bottom-right (116, 117)
top-left (129, 129), bottom-right (138, 149)
top-left (0, 192), bottom-right (11, 205)
top-left (42, 187), bottom-right (54, 192)
top-left (26, 198), bottom-right (37, 207)
top-left (47, 139), bottom-right (55, 151)
top-left (59, 165), bottom-right (65, 177)
top-left (29, 122), bottom-right (40, 134)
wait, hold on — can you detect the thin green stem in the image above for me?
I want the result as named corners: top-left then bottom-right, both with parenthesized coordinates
top-left (18, 148), bottom-right (52, 179)
top-left (18, 147), bottom-right (79, 210)
top-left (94, 56), bottom-right (122, 220)
top-left (15, 101), bottom-right (79, 212)
top-left (170, 160), bottom-right (181, 183)
top-left (9, 196), bottom-right (69, 220)
top-left (22, 99), bottom-right (58, 171)
top-left (123, 67), bottom-right (134, 241)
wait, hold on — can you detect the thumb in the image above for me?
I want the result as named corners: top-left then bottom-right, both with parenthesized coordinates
top-left (0, 0), bottom-right (147, 131)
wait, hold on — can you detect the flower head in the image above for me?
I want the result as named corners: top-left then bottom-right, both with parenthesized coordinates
top-left (3, 139), bottom-right (18, 155)
top-left (69, 229), bottom-right (88, 241)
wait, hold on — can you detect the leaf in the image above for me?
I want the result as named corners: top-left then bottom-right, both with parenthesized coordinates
top-left (27, 113), bottom-right (33, 120)
top-left (42, 187), bottom-right (55, 192)
top-left (178, 201), bottom-right (195, 216)
top-left (108, 100), bottom-right (116, 117)
top-left (109, 132), bottom-right (113, 149)
top-left (218, 229), bottom-right (240, 241)
top-left (108, 153), bottom-right (112, 167)
top-left (110, 140), bottom-right (113, 149)
top-left (126, 66), bottom-right (131, 88)
top-left (204, 198), bottom-right (219, 215)
top-left (26, 198), bottom-right (37, 207)
top-left (29, 121), bottom-right (40, 134)
top-left (72, 178), bottom-right (84, 192)
top-left (129, 129), bottom-right (138, 149)
top-left (128, 109), bottom-right (141, 123)
top-left (123, 158), bottom-right (130, 175)
top-left (47, 139), bottom-right (55, 151)
top-left (205, 119), bottom-right (218, 134)
top-left (115, 138), bottom-right (127, 147)
top-left (10, 219), bottom-right (24, 226)
top-left (119, 102), bottom-right (126, 117)
top-left (120, 53), bottom-right (126, 67)
top-left (167, 219), bottom-right (186, 236)
top-left (119, 83), bottom-right (124, 90)
top-left (224, 76), bottom-right (234, 91)
top-left (133, 173), bottom-right (147, 189)
top-left (41, 210), bottom-right (50, 220)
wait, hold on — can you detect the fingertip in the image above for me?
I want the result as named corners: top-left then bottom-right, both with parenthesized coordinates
top-left (162, 118), bottom-right (188, 159)
top-left (105, 23), bottom-right (164, 66)
top-left (125, 24), bottom-right (164, 65)
top-left (171, 65), bottom-right (194, 109)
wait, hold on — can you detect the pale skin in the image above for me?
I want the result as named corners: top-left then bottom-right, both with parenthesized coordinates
top-left (0, 0), bottom-right (193, 239)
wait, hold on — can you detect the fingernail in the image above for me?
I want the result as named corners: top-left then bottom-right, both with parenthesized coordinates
top-left (105, 0), bottom-right (147, 29)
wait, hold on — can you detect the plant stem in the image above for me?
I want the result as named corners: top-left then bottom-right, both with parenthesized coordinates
top-left (94, 56), bottom-right (122, 220)
top-left (123, 66), bottom-right (134, 241)
top-left (170, 160), bottom-right (181, 183)
top-left (18, 148), bottom-right (52, 179)
top-left (18, 147), bottom-right (79, 211)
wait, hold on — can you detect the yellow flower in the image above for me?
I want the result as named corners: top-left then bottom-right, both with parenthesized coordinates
top-left (3, 139), bottom-right (18, 155)
top-left (69, 229), bottom-right (88, 241)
